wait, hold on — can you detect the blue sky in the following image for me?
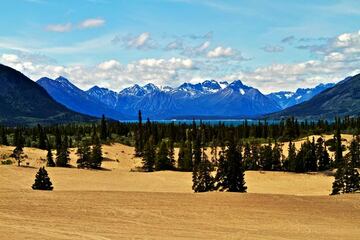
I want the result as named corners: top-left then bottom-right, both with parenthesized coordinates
top-left (1, 0), bottom-right (360, 93)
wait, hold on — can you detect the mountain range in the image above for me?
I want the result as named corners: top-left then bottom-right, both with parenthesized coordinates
top-left (267, 74), bottom-right (360, 119)
top-left (1, 63), bottom-right (355, 124)
top-left (0, 64), bottom-right (94, 125)
top-left (37, 77), bottom-right (334, 120)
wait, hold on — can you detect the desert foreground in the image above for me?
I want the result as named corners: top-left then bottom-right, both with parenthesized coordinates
top-left (0, 137), bottom-right (359, 239)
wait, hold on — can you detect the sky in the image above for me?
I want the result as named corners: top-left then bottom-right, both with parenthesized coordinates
top-left (0, 0), bottom-right (360, 93)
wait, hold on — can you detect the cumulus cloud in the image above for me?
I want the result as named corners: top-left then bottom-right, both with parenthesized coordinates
top-left (45, 23), bottom-right (72, 32)
top-left (207, 46), bottom-right (234, 58)
top-left (78, 18), bottom-right (105, 29)
top-left (0, 53), bottom-right (195, 90)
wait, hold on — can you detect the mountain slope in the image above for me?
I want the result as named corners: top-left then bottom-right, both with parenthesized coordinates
top-left (0, 64), bottom-right (94, 125)
top-left (267, 83), bottom-right (335, 109)
top-left (37, 77), bottom-right (126, 120)
top-left (267, 74), bottom-right (360, 119)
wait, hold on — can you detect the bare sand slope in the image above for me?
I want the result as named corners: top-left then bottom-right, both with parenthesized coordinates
top-left (0, 190), bottom-right (358, 240)
top-left (0, 136), bottom-right (359, 239)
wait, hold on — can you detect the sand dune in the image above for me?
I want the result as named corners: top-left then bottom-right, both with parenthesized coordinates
top-left (0, 135), bottom-right (359, 239)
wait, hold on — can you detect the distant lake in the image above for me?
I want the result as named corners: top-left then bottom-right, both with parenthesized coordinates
top-left (120, 119), bottom-right (281, 126)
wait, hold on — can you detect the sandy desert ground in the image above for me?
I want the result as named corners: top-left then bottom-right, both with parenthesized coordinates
top-left (0, 134), bottom-right (359, 239)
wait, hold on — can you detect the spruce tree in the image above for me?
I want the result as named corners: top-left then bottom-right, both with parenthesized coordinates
top-left (177, 141), bottom-right (186, 171)
top-left (0, 127), bottom-right (8, 146)
top-left (250, 143), bottom-right (260, 170)
top-left (55, 127), bottom-right (62, 152)
top-left (192, 132), bottom-right (202, 168)
top-left (285, 140), bottom-right (297, 172)
top-left (317, 137), bottom-right (331, 171)
top-left (135, 110), bottom-right (144, 157)
top-left (168, 139), bottom-right (175, 167)
top-left (76, 140), bottom-right (91, 168)
top-left (272, 141), bottom-right (282, 171)
top-left (142, 136), bottom-right (156, 172)
top-left (91, 134), bottom-right (103, 169)
top-left (343, 163), bottom-right (360, 193)
top-left (215, 137), bottom-right (247, 192)
top-left (46, 146), bottom-right (55, 167)
top-left (100, 115), bottom-right (108, 142)
top-left (37, 124), bottom-right (47, 150)
top-left (12, 145), bottom-right (25, 167)
top-left (56, 138), bottom-right (70, 167)
top-left (243, 142), bottom-right (252, 170)
top-left (192, 153), bottom-right (214, 193)
top-left (334, 124), bottom-right (343, 167)
top-left (32, 167), bottom-right (53, 191)
top-left (260, 141), bottom-right (272, 170)
top-left (155, 140), bottom-right (173, 170)
top-left (331, 166), bottom-right (344, 195)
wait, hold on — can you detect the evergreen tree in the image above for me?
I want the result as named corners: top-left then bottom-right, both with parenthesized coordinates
top-left (55, 127), bottom-right (62, 152)
top-left (215, 137), bottom-right (247, 192)
top-left (250, 143), bottom-right (260, 170)
top-left (0, 127), bottom-right (8, 146)
top-left (37, 124), bottom-right (47, 150)
top-left (76, 140), bottom-right (92, 168)
top-left (142, 136), bottom-right (156, 172)
top-left (260, 141), bottom-right (272, 170)
top-left (135, 110), bottom-right (144, 157)
top-left (46, 146), bottom-right (55, 167)
top-left (343, 162), bottom-right (360, 193)
top-left (91, 134), bottom-right (103, 169)
top-left (56, 138), bottom-right (70, 167)
top-left (168, 139), bottom-right (175, 167)
top-left (348, 138), bottom-right (360, 168)
top-left (243, 142), bottom-right (252, 170)
top-left (304, 138), bottom-right (317, 172)
top-left (183, 136), bottom-right (193, 171)
top-left (177, 141), bottom-right (186, 171)
top-left (294, 142), bottom-right (306, 173)
top-left (32, 167), bottom-right (53, 191)
top-left (331, 166), bottom-right (344, 195)
top-left (334, 124), bottom-right (344, 167)
top-left (192, 132), bottom-right (202, 167)
top-left (100, 115), bottom-right (108, 142)
top-left (272, 141), bottom-right (283, 171)
top-left (317, 137), bottom-right (331, 171)
top-left (285, 140), bottom-right (297, 171)
top-left (192, 152), bottom-right (214, 192)
top-left (155, 140), bottom-right (173, 170)
top-left (331, 140), bottom-right (360, 195)
top-left (12, 145), bottom-right (25, 167)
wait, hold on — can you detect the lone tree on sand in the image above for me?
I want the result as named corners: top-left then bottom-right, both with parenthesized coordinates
top-left (32, 167), bottom-right (53, 191)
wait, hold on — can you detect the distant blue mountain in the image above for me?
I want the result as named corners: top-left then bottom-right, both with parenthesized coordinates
top-left (267, 83), bottom-right (335, 109)
top-left (37, 77), bottom-right (126, 119)
top-left (37, 76), bottom-right (334, 120)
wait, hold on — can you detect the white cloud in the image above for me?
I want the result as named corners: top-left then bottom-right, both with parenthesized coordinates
top-left (112, 32), bottom-right (156, 50)
top-left (45, 18), bottom-right (105, 32)
top-left (127, 32), bottom-right (152, 49)
top-left (78, 18), bottom-right (105, 29)
top-left (45, 23), bottom-right (72, 32)
top-left (97, 59), bottom-right (121, 70)
top-left (0, 54), bottom-right (195, 90)
top-left (207, 46), bottom-right (234, 58)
